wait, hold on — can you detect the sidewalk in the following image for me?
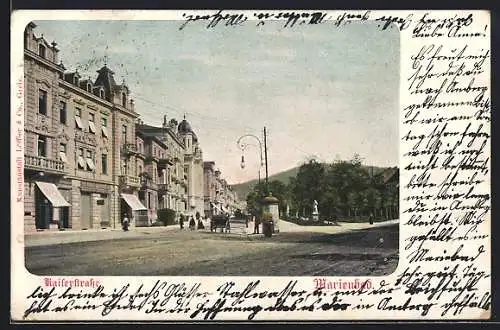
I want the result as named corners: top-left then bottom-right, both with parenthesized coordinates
top-left (23, 225), bottom-right (180, 248)
top-left (277, 218), bottom-right (400, 234)
top-left (231, 218), bottom-right (399, 236)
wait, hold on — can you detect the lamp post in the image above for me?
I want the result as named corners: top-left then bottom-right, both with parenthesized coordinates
top-left (236, 127), bottom-right (269, 194)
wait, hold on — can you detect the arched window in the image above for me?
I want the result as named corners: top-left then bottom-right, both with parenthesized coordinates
top-left (38, 44), bottom-right (46, 58)
top-left (100, 89), bottom-right (105, 98)
top-left (87, 84), bottom-right (92, 92)
top-left (122, 93), bottom-right (127, 107)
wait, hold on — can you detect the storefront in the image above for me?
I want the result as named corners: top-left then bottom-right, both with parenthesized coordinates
top-left (120, 193), bottom-right (148, 227)
top-left (34, 181), bottom-right (71, 230)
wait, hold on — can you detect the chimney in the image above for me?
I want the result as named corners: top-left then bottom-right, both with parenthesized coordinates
top-left (51, 41), bottom-right (59, 63)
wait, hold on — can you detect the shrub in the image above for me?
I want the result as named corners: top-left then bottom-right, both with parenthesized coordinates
top-left (157, 208), bottom-right (176, 226)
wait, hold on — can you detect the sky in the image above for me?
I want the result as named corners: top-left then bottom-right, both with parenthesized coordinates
top-left (32, 19), bottom-right (400, 184)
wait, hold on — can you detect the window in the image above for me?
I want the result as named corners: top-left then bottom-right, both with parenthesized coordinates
top-left (59, 101), bottom-right (67, 124)
top-left (59, 143), bottom-right (67, 163)
top-left (37, 135), bottom-right (46, 157)
top-left (88, 112), bottom-right (96, 134)
top-left (86, 150), bottom-right (95, 171)
top-left (100, 89), bottom-right (105, 98)
top-left (38, 44), bottom-right (46, 58)
top-left (77, 148), bottom-right (85, 170)
top-left (75, 107), bottom-right (83, 130)
top-left (101, 153), bottom-right (107, 175)
top-left (101, 117), bottom-right (109, 138)
top-left (121, 125), bottom-right (127, 143)
top-left (38, 89), bottom-right (47, 115)
top-left (122, 93), bottom-right (127, 107)
top-left (87, 84), bottom-right (92, 92)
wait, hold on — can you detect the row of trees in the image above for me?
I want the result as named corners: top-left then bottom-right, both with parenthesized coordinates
top-left (246, 154), bottom-right (399, 221)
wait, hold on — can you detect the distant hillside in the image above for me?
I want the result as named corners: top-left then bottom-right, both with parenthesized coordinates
top-left (232, 167), bottom-right (299, 201)
top-left (231, 164), bottom-right (391, 201)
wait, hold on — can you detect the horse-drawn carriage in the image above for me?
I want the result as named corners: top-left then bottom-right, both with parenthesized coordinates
top-left (210, 215), bottom-right (230, 233)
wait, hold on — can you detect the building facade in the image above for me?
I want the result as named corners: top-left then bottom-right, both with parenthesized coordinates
top-left (136, 115), bottom-right (205, 219)
top-left (203, 164), bottom-right (239, 218)
top-left (23, 22), bottom-right (147, 231)
top-left (23, 23), bottom-right (221, 231)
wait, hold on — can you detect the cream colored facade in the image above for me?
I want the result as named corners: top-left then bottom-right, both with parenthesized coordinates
top-left (136, 116), bottom-right (205, 219)
top-left (203, 165), bottom-right (239, 217)
top-left (23, 22), bottom-right (145, 231)
top-left (23, 23), bottom-right (212, 231)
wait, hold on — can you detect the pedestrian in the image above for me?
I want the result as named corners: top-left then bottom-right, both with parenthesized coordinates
top-left (179, 214), bottom-right (184, 230)
top-left (189, 216), bottom-right (196, 230)
top-left (197, 218), bottom-right (205, 230)
top-left (122, 213), bottom-right (129, 231)
top-left (369, 212), bottom-right (374, 225)
top-left (254, 217), bottom-right (260, 234)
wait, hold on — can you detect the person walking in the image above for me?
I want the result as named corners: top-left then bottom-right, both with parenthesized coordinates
top-left (253, 216), bottom-right (260, 234)
top-left (179, 214), bottom-right (184, 230)
top-left (369, 212), bottom-right (374, 225)
top-left (122, 213), bottom-right (129, 231)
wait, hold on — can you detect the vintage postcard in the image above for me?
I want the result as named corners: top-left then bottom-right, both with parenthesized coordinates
top-left (11, 9), bottom-right (490, 321)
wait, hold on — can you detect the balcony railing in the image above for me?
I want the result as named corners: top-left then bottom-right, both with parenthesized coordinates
top-left (158, 183), bottom-right (171, 193)
top-left (25, 154), bottom-right (65, 173)
top-left (119, 175), bottom-right (140, 188)
top-left (158, 156), bottom-right (174, 168)
top-left (140, 179), bottom-right (158, 191)
top-left (122, 143), bottom-right (138, 155)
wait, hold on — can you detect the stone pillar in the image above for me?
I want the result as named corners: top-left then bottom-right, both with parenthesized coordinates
top-left (71, 179), bottom-right (81, 229)
top-left (92, 193), bottom-right (100, 228)
top-left (24, 181), bottom-right (36, 232)
top-left (110, 185), bottom-right (119, 229)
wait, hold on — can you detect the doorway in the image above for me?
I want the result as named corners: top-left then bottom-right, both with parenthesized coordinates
top-left (34, 186), bottom-right (51, 229)
top-left (80, 193), bottom-right (92, 229)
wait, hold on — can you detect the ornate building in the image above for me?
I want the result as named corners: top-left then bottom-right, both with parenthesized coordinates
top-left (135, 115), bottom-right (204, 219)
top-left (23, 22), bottom-right (147, 231)
top-left (23, 23), bottom-right (213, 231)
top-left (203, 164), bottom-right (239, 217)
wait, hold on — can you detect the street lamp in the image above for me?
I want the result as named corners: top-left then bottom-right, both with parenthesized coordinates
top-left (236, 127), bottom-right (269, 193)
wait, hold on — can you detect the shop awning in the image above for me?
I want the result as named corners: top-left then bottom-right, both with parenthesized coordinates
top-left (35, 182), bottom-right (71, 207)
top-left (121, 193), bottom-right (147, 211)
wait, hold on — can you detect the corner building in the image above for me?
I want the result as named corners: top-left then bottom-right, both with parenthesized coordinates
top-left (23, 22), bottom-right (145, 231)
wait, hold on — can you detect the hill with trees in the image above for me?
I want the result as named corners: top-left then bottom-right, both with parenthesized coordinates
top-left (237, 154), bottom-right (399, 222)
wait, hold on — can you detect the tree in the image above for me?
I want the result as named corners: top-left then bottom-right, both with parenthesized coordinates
top-left (290, 158), bottom-right (326, 217)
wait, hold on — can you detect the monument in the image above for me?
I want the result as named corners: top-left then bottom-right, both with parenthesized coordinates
top-left (312, 199), bottom-right (319, 222)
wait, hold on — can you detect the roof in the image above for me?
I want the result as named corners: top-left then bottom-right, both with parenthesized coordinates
top-left (137, 122), bottom-right (185, 147)
top-left (135, 129), bottom-right (168, 149)
top-left (178, 119), bottom-right (198, 141)
top-left (94, 65), bottom-right (117, 100)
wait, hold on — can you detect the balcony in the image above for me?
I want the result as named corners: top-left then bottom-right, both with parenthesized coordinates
top-left (119, 175), bottom-right (140, 188)
top-left (158, 183), bottom-right (171, 193)
top-left (140, 179), bottom-right (158, 191)
top-left (25, 154), bottom-right (65, 174)
top-left (158, 156), bottom-right (174, 169)
top-left (122, 143), bottom-right (138, 156)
